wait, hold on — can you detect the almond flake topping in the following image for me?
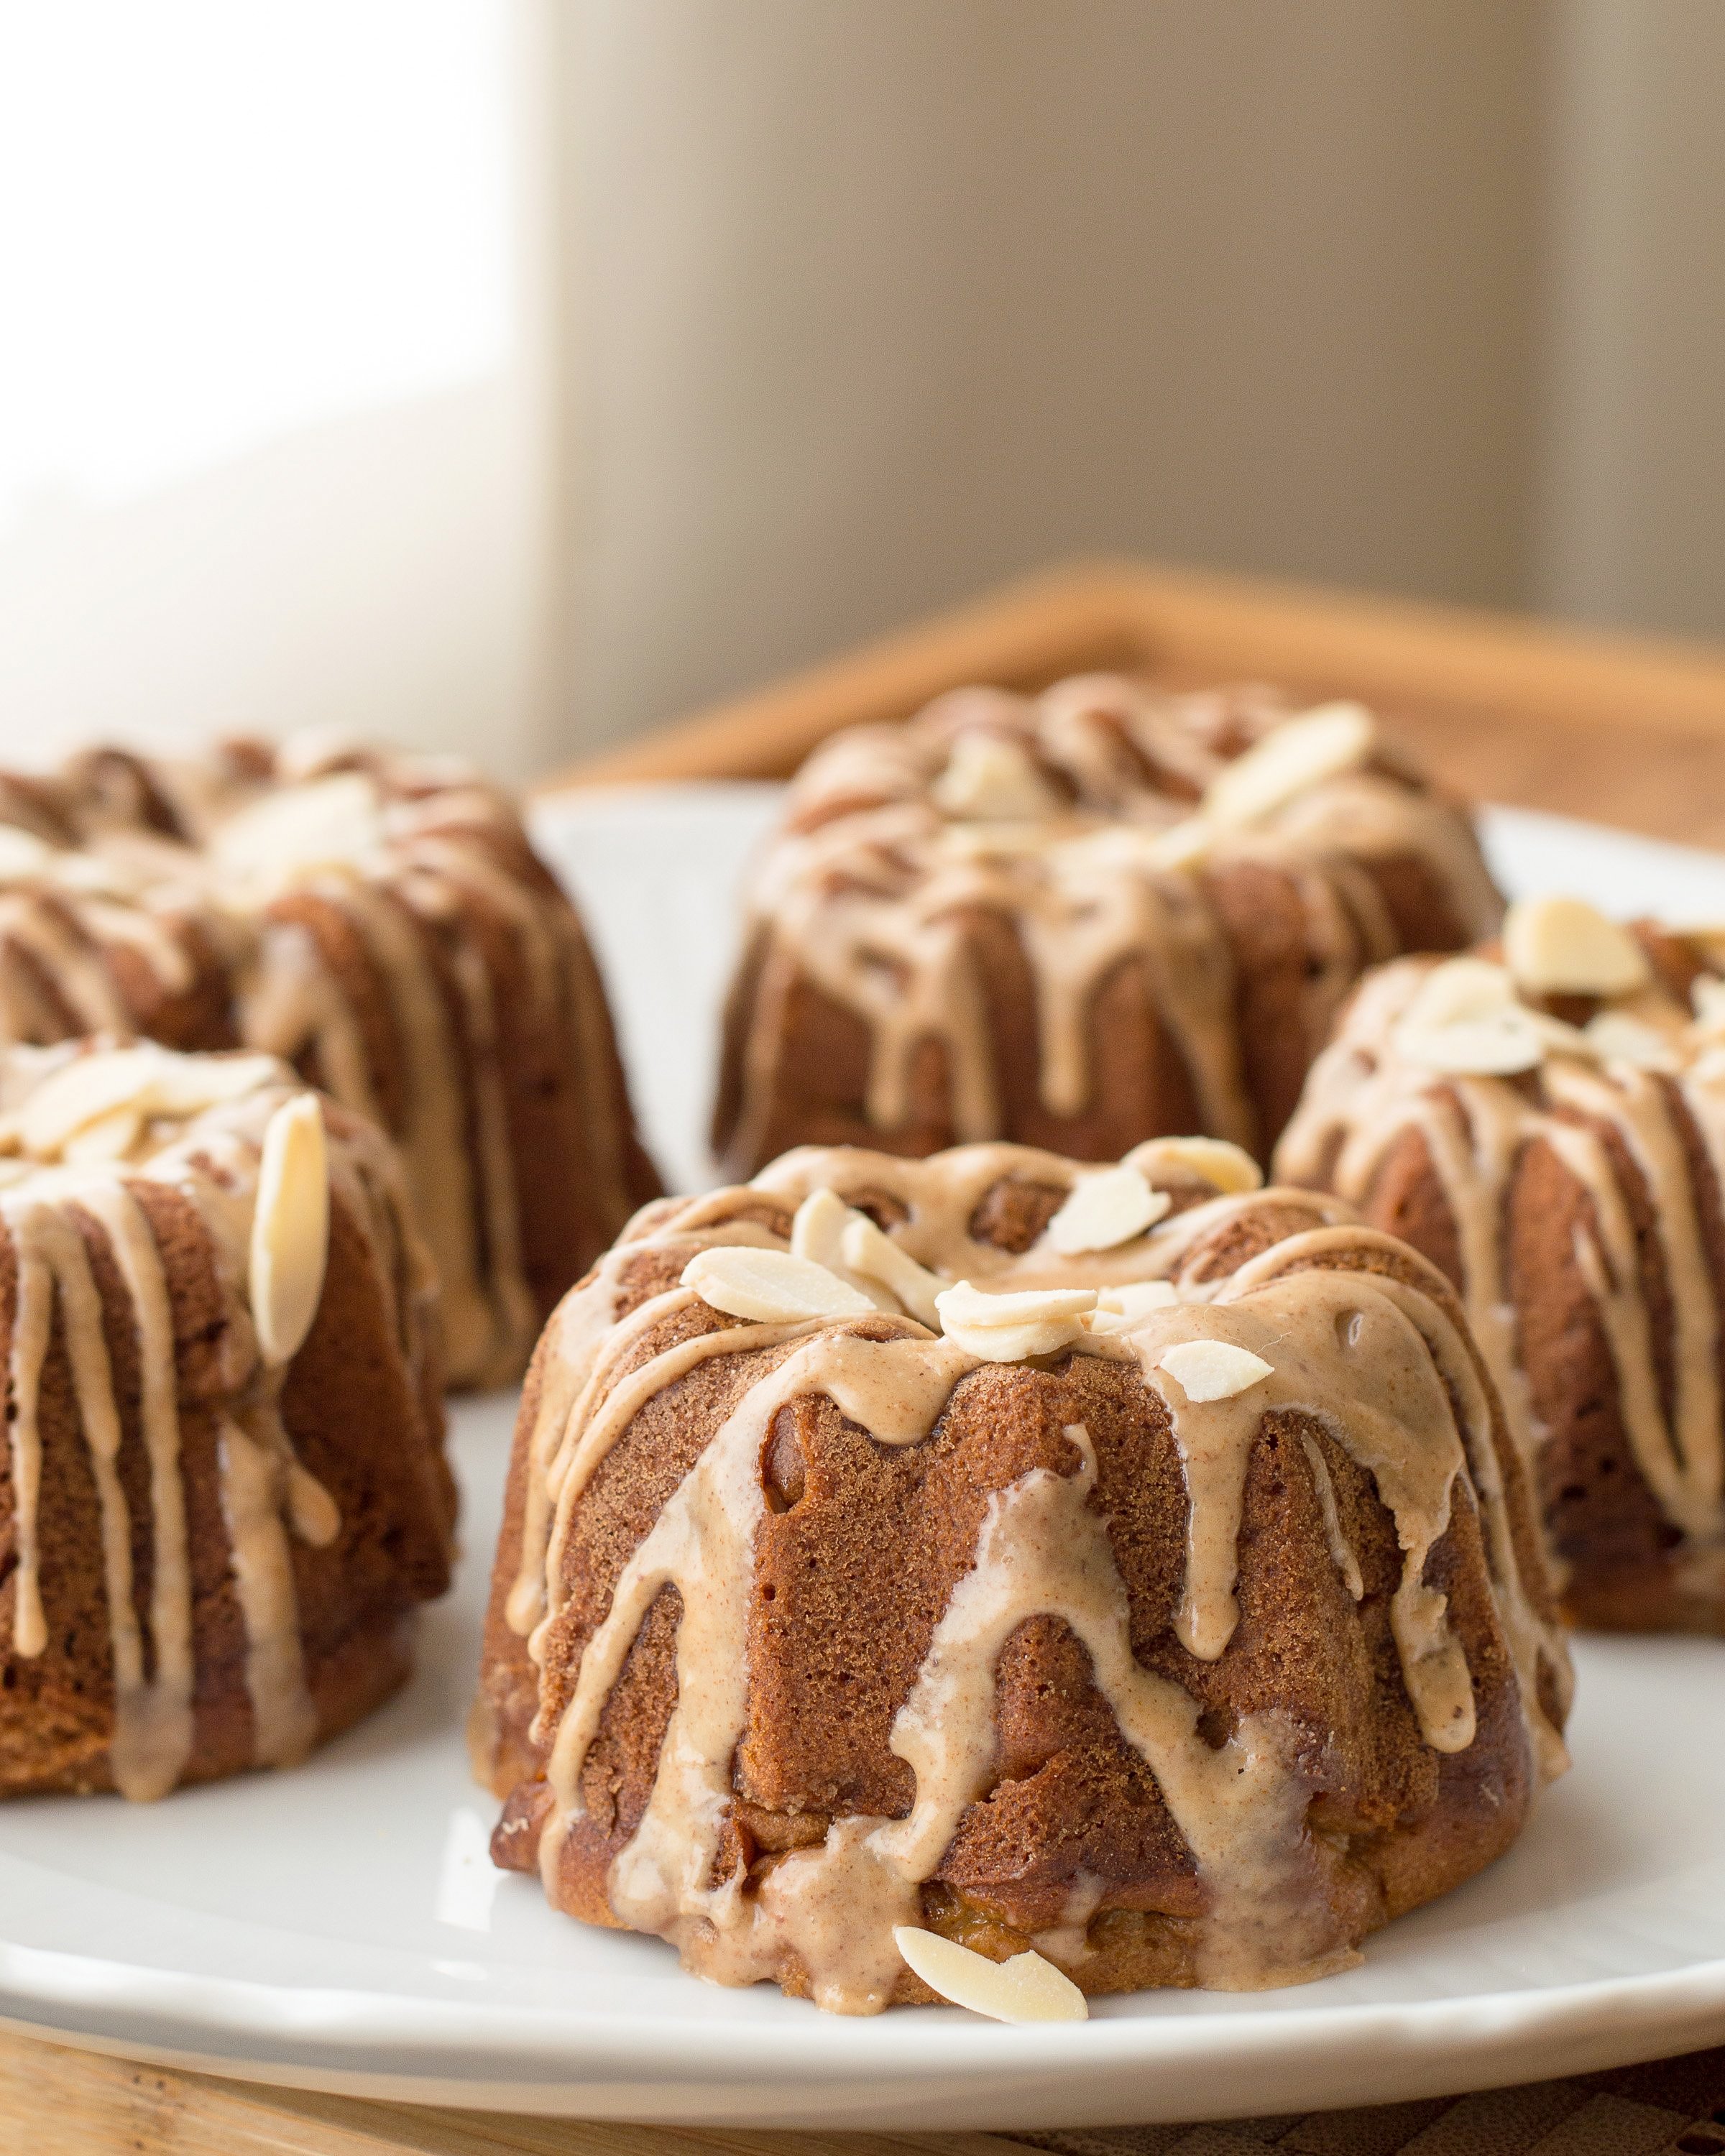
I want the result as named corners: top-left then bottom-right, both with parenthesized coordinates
top-left (1395, 1008), bottom-right (1549, 1077)
top-left (4, 1044), bottom-right (282, 1161)
top-left (1401, 957), bottom-right (1517, 1032)
top-left (249, 1093), bottom-right (331, 1367)
top-left (788, 1187), bottom-right (855, 1271)
top-left (788, 1188), bottom-right (901, 1312)
top-left (1156, 1338), bottom-right (1274, 1402)
top-left (1583, 1011), bottom-right (1678, 1071)
top-left (840, 1213), bottom-right (945, 1327)
top-left (1693, 977), bottom-right (1725, 1034)
top-left (1087, 1279), bottom-right (1179, 1334)
top-left (1137, 816), bottom-right (1215, 870)
top-left (1124, 1135), bottom-right (1263, 1196)
top-left (892, 1925), bottom-right (1087, 2023)
top-left (1201, 701), bottom-right (1376, 830)
top-left (1046, 1164), bottom-right (1170, 1255)
top-left (930, 734), bottom-right (1060, 823)
top-left (1503, 895), bottom-right (1650, 998)
top-left (935, 1279), bottom-right (1097, 1363)
top-left (681, 1245), bottom-right (873, 1325)
top-left (210, 772), bottom-right (388, 888)
top-left (0, 827), bottom-right (56, 883)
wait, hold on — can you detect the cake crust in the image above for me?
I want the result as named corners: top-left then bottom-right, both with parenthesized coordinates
top-left (1276, 917), bottom-right (1725, 1631)
top-left (478, 1139), bottom-right (1568, 2013)
top-left (713, 678), bottom-right (1501, 1181)
top-left (0, 737), bottom-right (659, 1385)
top-left (0, 1038), bottom-right (452, 1798)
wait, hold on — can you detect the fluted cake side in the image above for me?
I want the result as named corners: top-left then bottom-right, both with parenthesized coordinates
top-left (477, 1138), bottom-right (1568, 2014)
top-left (713, 677), bottom-right (1501, 1181)
top-left (1277, 897), bottom-right (1725, 1632)
top-left (0, 1038), bottom-right (452, 1799)
top-left (0, 735), bottom-right (659, 1386)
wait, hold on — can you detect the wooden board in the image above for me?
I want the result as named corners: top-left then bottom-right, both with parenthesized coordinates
top-left (545, 556), bottom-right (1725, 847)
top-left (27, 558), bottom-right (1725, 2152)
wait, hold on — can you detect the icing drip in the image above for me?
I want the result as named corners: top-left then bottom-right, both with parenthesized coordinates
top-left (1136, 1272), bottom-right (1475, 1749)
top-left (1276, 949), bottom-right (1725, 1562)
top-left (216, 1413), bottom-right (318, 1768)
top-left (0, 740), bottom-right (643, 1391)
top-left (720, 679), bottom-right (1501, 1171)
top-left (71, 1181), bottom-right (196, 1798)
top-left (505, 1140), bottom-right (1568, 2010)
top-left (0, 1041), bottom-right (432, 1796)
top-left (1301, 1432), bottom-right (1363, 1602)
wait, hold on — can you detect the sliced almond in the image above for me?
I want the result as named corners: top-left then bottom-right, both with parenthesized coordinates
top-left (1157, 1338), bottom-right (1274, 1402)
top-left (788, 1189), bottom-right (898, 1311)
top-left (249, 1094), bottom-right (330, 1366)
top-left (681, 1245), bottom-right (873, 1324)
top-left (937, 1281), bottom-right (1099, 1328)
top-left (1694, 977), bottom-right (1725, 1035)
top-left (1395, 1008), bottom-right (1548, 1077)
top-left (840, 1215), bottom-right (944, 1327)
top-left (935, 1278), bottom-right (1097, 1363)
top-left (1583, 1010), bottom-right (1678, 1071)
top-left (1087, 1279), bottom-right (1179, 1334)
top-left (789, 1187), bottom-right (852, 1270)
top-left (893, 1925), bottom-right (1087, 2022)
top-left (60, 1107), bottom-right (144, 1164)
top-left (0, 827), bottom-right (56, 882)
top-left (1138, 816), bottom-right (1215, 870)
top-left (16, 1044), bottom-right (281, 1158)
top-left (211, 772), bottom-right (387, 884)
top-left (1045, 1166), bottom-right (1170, 1256)
top-left (1202, 701), bottom-right (1375, 829)
top-left (1401, 957), bottom-right (1517, 1032)
top-left (1503, 895), bottom-right (1650, 998)
top-left (1124, 1136), bottom-right (1263, 1196)
top-left (930, 734), bottom-right (1060, 823)
top-left (130, 1050), bottom-right (285, 1117)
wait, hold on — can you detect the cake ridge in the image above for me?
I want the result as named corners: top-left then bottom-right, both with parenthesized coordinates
top-left (0, 737), bottom-right (659, 1386)
top-left (0, 1034), bottom-right (451, 1798)
top-left (479, 1138), bottom-right (1570, 2013)
top-left (1276, 918), bottom-right (1725, 1625)
top-left (714, 676), bottom-right (1504, 1179)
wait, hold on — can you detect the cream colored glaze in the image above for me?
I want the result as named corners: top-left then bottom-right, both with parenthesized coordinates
top-left (509, 1140), bottom-right (1567, 2012)
top-left (0, 1040), bottom-right (438, 1797)
top-left (1276, 949), bottom-right (1725, 1563)
top-left (723, 679), bottom-right (1501, 1170)
top-left (0, 742), bottom-right (630, 1389)
top-left (1300, 1432), bottom-right (1364, 1603)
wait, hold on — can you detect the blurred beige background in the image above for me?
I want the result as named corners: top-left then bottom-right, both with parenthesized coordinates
top-left (1, 0), bottom-right (1721, 778)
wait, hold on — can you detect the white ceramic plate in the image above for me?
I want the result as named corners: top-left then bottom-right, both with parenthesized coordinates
top-left (4, 790), bottom-right (1725, 2129)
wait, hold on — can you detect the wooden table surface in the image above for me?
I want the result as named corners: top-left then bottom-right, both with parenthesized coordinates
top-left (22, 561), bottom-right (1725, 2153)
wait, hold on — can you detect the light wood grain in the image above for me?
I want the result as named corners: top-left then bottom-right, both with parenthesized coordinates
top-left (0, 2026), bottom-right (1021, 2156)
top-left (543, 558), bottom-right (1725, 847)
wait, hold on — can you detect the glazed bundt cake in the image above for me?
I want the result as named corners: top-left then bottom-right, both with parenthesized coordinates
top-left (476, 1137), bottom-right (1569, 2015)
top-left (712, 676), bottom-right (1502, 1181)
top-left (0, 734), bottom-right (659, 1386)
top-left (0, 1036), bottom-right (451, 1798)
top-left (1278, 893), bottom-right (1725, 1634)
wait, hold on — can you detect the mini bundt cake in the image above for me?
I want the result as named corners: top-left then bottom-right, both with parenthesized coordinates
top-left (712, 677), bottom-right (1502, 1182)
top-left (0, 735), bottom-right (659, 1386)
top-left (476, 1137), bottom-right (1569, 2014)
top-left (0, 1036), bottom-right (452, 1798)
top-left (1278, 893), bottom-right (1725, 1634)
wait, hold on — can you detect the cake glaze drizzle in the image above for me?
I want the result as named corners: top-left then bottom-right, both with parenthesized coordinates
top-left (488, 1141), bottom-right (1569, 2012)
top-left (717, 678), bottom-right (1503, 1176)
top-left (0, 1041), bottom-right (438, 1798)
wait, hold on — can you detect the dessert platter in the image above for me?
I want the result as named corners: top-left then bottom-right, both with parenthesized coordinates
top-left (1, 687), bottom-right (1724, 2129)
